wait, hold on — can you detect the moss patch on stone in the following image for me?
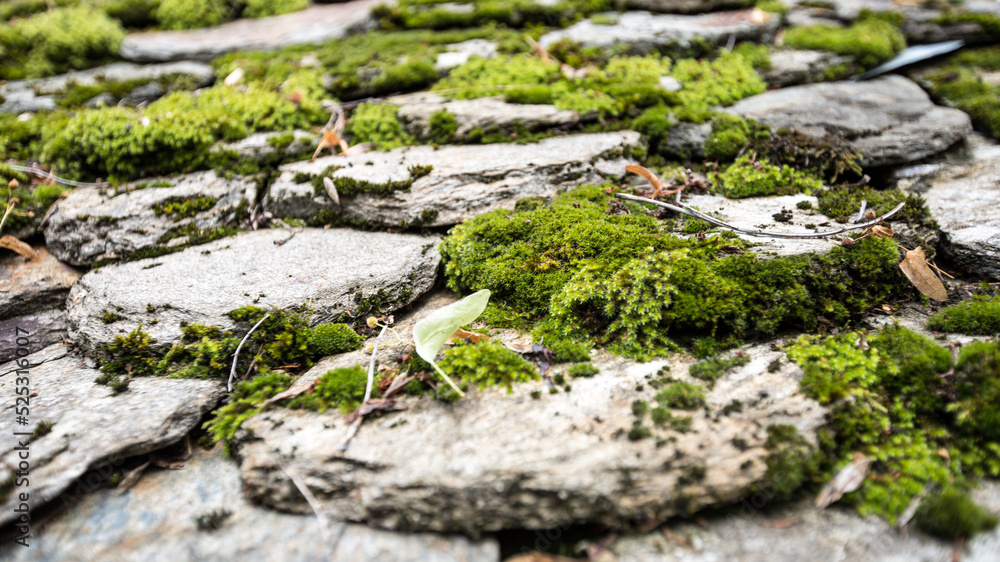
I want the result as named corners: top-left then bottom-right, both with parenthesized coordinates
top-left (783, 16), bottom-right (905, 69)
top-left (927, 296), bottom-right (1000, 335)
top-left (283, 365), bottom-right (368, 413)
top-left (437, 339), bottom-right (539, 399)
top-left (688, 353), bottom-right (750, 387)
top-left (817, 185), bottom-right (935, 227)
top-left (924, 47), bottom-right (1000, 139)
top-left (915, 485), bottom-right (999, 540)
top-left (373, 0), bottom-right (614, 30)
top-left (715, 154), bottom-right (824, 199)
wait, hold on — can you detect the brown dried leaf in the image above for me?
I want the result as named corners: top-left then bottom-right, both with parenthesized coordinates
top-left (450, 328), bottom-right (489, 343)
top-left (899, 246), bottom-right (947, 301)
top-left (626, 165), bottom-right (663, 192)
top-left (0, 235), bottom-right (39, 260)
top-left (870, 225), bottom-right (894, 239)
top-left (815, 453), bottom-right (872, 509)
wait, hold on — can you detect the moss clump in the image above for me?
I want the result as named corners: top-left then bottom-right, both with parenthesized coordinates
top-left (0, 6), bottom-right (125, 80)
top-left (655, 382), bottom-right (705, 410)
top-left (927, 296), bottom-right (1000, 335)
top-left (716, 154), bottom-right (824, 199)
top-left (627, 424), bottom-right (652, 441)
top-left (427, 109), bottom-right (459, 144)
top-left (784, 18), bottom-right (905, 69)
top-left (915, 485), bottom-right (999, 540)
top-left (952, 341), bottom-right (1000, 441)
top-left (437, 339), bottom-right (538, 397)
top-left (345, 102), bottom-right (416, 151)
top-left (284, 366), bottom-right (368, 413)
top-left (95, 325), bottom-right (159, 392)
top-left (309, 323), bottom-right (364, 357)
top-left (688, 353), bottom-right (750, 387)
top-left (441, 183), bottom-right (910, 360)
top-left (669, 52), bottom-right (767, 122)
top-left (101, 310), bottom-right (124, 324)
top-left (704, 114), bottom-right (768, 162)
top-left (152, 196), bottom-right (218, 220)
top-left (750, 424), bottom-right (821, 501)
top-left (567, 363), bottom-right (599, 377)
top-left (924, 47), bottom-right (1000, 139)
top-left (243, 0), bottom-right (309, 18)
top-left (786, 328), bottom-right (1000, 522)
top-left (375, 0), bottom-right (612, 30)
top-left (156, 0), bottom-right (229, 30)
top-left (817, 185), bottom-right (933, 226)
top-left (203, 370), bottom-right (294, 442)
top-left (631, 105), bottom-right (673, 153)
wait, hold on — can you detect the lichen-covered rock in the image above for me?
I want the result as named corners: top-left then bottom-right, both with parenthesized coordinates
top-left (392, 92), bottom-right (585, 141)
top-left (0, 444), bottom-right (499, 562)
top-left (0, 345), bottom-right (224, 528)
top-left (539, 9), bottom-right (780, 52)
top-left (726, 75), bottom-right (972, 167)
top-left (119, 0), bottom-right (383, 62)
top-left (66, 228), bottom-right (440, 351)
top-left (894, 134), bottom-right (1000, 279)
top-left (265, 131), bottom-right (641, 228)
top-left (0, 246), bottom-right (81, 318)
top-left (234, 335), bottom-right (826, 534)
top-left (611, 481), bottom-right (1000, 561)
top-left (43, 171), bottom-right (256, 267)
top-left (761, 49), bottom-right (853, 87)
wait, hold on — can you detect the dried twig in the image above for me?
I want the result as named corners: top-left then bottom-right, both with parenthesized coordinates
top-left (280, 465), bottom-right (335, 546)
top-left (7, 164), bottom-right (108, 188)
top-left (364, 324), bottom-right (389, 404)
top-left (614, 192), bottom-right (906, 239)
top-left (271, 219), bottom-right (296, 246)
top-left (228, 313), bottom-right (270, 392)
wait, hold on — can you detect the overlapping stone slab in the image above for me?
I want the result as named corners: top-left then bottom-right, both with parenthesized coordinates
top-left (0, 346), bottom-right (224, 528)
top-left (726, 75), bottom-right (972, 167)
top-left (66, 228), bottom-right (440, 351)
top-left (265, 131), bottom-right (640, 228)
top-left (119, 0), bottom-right (383, 62)
top-left (0, 445), bottom-right (498, 562)
top-left (0, 247), bottom-right (81, 318)
top-left (235, 317), bottom-right (826, 534)
top-left (43, 170), bottom-right (256, 267)
top-left (538, 9), bottom-right (780, 52)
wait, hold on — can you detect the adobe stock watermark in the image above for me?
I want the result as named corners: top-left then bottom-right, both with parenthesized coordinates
top-left (10, 327), bottom-right (33, 547)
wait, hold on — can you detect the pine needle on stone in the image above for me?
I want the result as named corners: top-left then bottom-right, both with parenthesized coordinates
top-left (228, 313), bottom-right (270, 392)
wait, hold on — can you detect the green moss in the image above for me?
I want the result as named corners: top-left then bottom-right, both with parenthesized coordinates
top-left (30, 420), bottom-right (53, 440)
top-left (101, 310), bottom-right (124, 324)
top-left (668, 52), bottom-right (767, 122)
top-left (716, 154), bottom-right (824, 199)
top-left (284, 366), bottom-right (368, 413)
top-left (375, 0), bottom-right (613, 30)
top-left (243, 0), bottom-right (309, 18)
top-left (204, 370), bottom-right (295, 442)
top-left (345, 102), bottom-right (416, 151)
top-left (156, 0), bottom-right (229, 30)
top-left (817, 185), bottom-right (934, 226)
top-left (783, 18), bottom-right (905, 69)
top-left (95, 325), bottom-right (158, 392)
top-left (927, 296), bottom-right (1000, 335)
top-left (952, 341), bottom-right (1000, 441)
top-left (915, 485), bottom-right (998, 540)
top-left (750, 424), bottom-right (820, 501)
top-left (870, 324), bottom-right (952, 414)
top-left (688, 353), bottom-right (750, 387)
top-left (0, 176), bottom-right (69, 235)
top-left (632, 105), bottom-right (673, 153)
top-left (152, 196), bottom-right (218, 220)
top-left (632, 399), bottom-right (650, 417)
top-left (655, 381), bottom-right (705, 410)
top-left (627, 424), bottom-right (652, 441)
top-left (925, 47), bottom-right (1000, 139)
top-left (931, 13), bottom-right (1000, 43)
top-left (309, 323), bottom-right (364, 357)
top-left (437, 339), bottom-right (539, 398)
top-left (0, 6), bottom-right (125, 80)
top-left (704, 114), bottom-right (769, 162)
top-left (567, 363), bottom-right (599, 377)
top-left (428, 109), bottom-right (458, 144)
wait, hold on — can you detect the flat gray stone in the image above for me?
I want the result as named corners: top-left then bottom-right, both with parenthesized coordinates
top-left (0, 445), bottom-right (498, 561)
top-left (611, 481), bottom-right (1000, 561)
top-left (662, 121), bottom-right (711, 160)
top-left (266, 131), bottom-right (641, 228)
top-left (235, 318), bottom-right (826, 534)
top-left (0, 346), bottom-right (224, 528)
top-left (0, 61), bottom-right (214, 114)
top-left (43, 170), bottom-right (257, 267)
top-left (761, 49), bottom-right (853, 87)
top-left (539, 9), bottom-right (780, 52)
top-left (392, 92), bottom-right (585, 141)
top-left (434, 39), bottom-right (498, 70)
top-left (895, 134), bottom-right (1000, 279)
top-left (0, 246), bottom-right (82, 319)
top-left (66, 228), bottom-right (440, 351)
top-left (726, 75), bottom-right (972, 167)
top-left (210, 130), bottom-right (315, 160)
top-left (0, 309), bottom-right (68, 363)
top-left (119, 0), bottom-right (383, 62)
top-left (625, 0), bottom-right (752, 14)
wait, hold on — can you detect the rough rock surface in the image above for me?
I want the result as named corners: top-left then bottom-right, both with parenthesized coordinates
top-left (43, 171), bottom-right (256, 267)
top-left (235, 317), bottom-right (826, 534)
top-left (393, 92), bottom-right (586, 140)
top-left (0, 247), bottom-right (81, 318)
top-left (66, 228), bottom-right (440, 351)
top-left (662, 122), bottom-right (711, 160)
top-left (435, 39), bottom-right (498, 70)
top-left (266, 131), bottom-right (641, 228)
top-left (210, 130), bottom-right (315, 160)
top-left (119, 0), bottom-right (382, 62)
top-left (726, 75), bottom-right (972, 167)
top-left (0, 61), bottom-right (214, 114)
top-left (894, 134), bottom-right (1000, 279)
top-left (610, 482), bottom-right (1000, 561)
top-left (0, 446), bottom-right (499, 562)
top-left (625, 0), bottom-right (751, 14)
top-left (0, 309), bottom-right (68, 363)
top-left (760, 49), bottom-right (853, 87)
top-left (0, 345), bottom-right (224, 528)
top-left (539, 9), bottom-right (780, 52)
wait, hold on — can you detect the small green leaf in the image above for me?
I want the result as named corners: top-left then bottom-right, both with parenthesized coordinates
top-left (414, 289), bottom-right (491, 364)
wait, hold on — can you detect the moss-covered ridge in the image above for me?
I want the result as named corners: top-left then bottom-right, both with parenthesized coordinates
top-left (441, 183), bottom-right (913, 360)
